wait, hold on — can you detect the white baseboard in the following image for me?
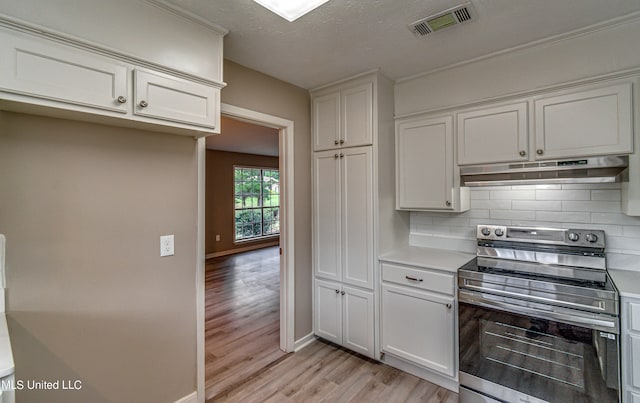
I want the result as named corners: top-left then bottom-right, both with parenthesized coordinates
top-left (293, 332), bottom-right (316, 352)
top-left (205, 241), bottom-right (279, 259)
top-left (174, 391), bottom-right (197, 403)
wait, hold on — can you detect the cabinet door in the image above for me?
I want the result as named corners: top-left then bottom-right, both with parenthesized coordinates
top-left (396, 116), bottom-right (454, 210)
top-left (315, 279), bottom-right (342, 345)
top-left (342, 286), bottom-right (374, 358)
top-left (0, 29), bottom-right (128, 113)
top-left (313, 91), bottom-right (340, 151)
top-left (534, 82), bottom-right (632, 160)
top-left (457, 102), bottom-right (528, 165)
top-left (630, 334), bottom-right (640, 390)
top-left (341, 82), bottom-right (373, 148)
top-left (133, 69), bottom-right (218, 129)
top-left (313, 151), bottom-right (342, 282)
top-left (381, 283), bottom-right (455, 377)
top-left (341, 147), bottom-right (373, 289)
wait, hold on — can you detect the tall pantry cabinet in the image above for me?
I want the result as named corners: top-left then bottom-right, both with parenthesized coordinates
top-left (311, 71), bottom-right (408, 358)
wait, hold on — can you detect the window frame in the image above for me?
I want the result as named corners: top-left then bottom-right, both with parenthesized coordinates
top-left (233, 165), bottom-right (280, 243)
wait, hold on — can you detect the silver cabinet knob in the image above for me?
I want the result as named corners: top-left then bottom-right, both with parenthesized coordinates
top-left (335, 289), bottom-right (340, 294)
top-left (334, 140), bottom-right (339, 145)
top-left (139, 100), bottom-right (148, 108)
top-left (519, 150), bottom-right (526, 157)
top-left (339, 154), bottom-right (344, 159)
top-left (536, 149), bottom-right (544, 155)
top-left (445, 200), bottom-right (452, 207)
top-left (334, 154), bottom-right (339, 159)
top-left (339, 139), bottom-right (345, 144)
top-left (446, 303), bottom-right (452, 309)
top-left (117, 96), bottom-right (127, 104)
top-left (341, 291), bottom-right (345, 295)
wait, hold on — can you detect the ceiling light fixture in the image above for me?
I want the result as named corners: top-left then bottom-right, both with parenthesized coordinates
top-left (253, 0), bottom-right (330, 22)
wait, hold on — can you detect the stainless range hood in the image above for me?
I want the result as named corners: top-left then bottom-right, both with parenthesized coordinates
top-left (460, 155), bottom-right (628, 187)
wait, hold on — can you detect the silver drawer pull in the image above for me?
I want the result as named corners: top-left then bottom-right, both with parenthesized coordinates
top-left (405, 275), bottom-right (423, 282)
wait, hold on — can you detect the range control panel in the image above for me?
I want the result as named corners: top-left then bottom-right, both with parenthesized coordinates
top-left (476, 225), bottom-right (605, 248)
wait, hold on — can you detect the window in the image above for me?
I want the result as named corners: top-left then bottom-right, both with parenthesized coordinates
top-left (234, 167), bottom-right (280, 241)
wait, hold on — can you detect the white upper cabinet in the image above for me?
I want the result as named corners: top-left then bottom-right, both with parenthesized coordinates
top-left (0, 21), bottom-right (224, 136)
top-left (457, 101), bottom-right (529, 165)
top-left (312, 81), bottom-right (373, 151)
top-left (341, 82), bottom-right (373, 148)
top-left (0, 29), bottom-right (128, 114)
top-left (313, 92), bottom-right (341, 151)
top-left (396, 115), bottom-right (468, 211)
top-left (534, 82), bottom-right (633, 160)
top-left (134, 69), bottom-right (219, 130)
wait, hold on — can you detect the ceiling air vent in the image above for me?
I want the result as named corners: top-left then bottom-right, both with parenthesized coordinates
top-left (409, 2), bottom-right (476, 37)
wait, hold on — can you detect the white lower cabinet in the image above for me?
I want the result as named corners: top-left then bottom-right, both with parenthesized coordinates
top-left (314, 279), bottom-right (374, 358)
top-left (623, 298), bottom-right (640, 402)
top-left (381, 284), bottom-right (455, 377)
top-left (380, 262), bottom-right (456, 379)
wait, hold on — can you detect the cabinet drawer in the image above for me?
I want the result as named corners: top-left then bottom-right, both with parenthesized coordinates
top-left (381, 262), bottom-right (454, 296)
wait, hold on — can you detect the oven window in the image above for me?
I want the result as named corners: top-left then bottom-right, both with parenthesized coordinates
top-left (459, 302), bottom-right (619, 402)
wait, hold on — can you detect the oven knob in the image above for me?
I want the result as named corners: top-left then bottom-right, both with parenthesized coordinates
top-left (586, 233), bottom-right (598, 243)
top-left (481, 227), bottom-right (491, 236)
top-left (568, 232), bottom-right (580, 242)
top-left (494, 228), bottom-right (504, 237)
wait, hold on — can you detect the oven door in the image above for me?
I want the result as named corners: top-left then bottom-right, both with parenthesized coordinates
top-left (459, 289), bottom-right (620, 403)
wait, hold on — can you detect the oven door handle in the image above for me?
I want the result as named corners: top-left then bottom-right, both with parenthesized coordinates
top-left (459, 289), bottom-right (619, 333)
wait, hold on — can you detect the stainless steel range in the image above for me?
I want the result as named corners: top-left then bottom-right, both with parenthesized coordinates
top-left (458, 225), bottom-right (620, 403)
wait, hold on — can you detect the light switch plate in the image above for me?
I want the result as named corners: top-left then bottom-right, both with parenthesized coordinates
top-left (160, 235), bottom-right (174, 257)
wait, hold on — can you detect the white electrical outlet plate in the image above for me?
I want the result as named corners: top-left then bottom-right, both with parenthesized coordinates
top-left (215, 234), bottom-right (220, 242)
top-left (160, 235), bottom-right (174, 257)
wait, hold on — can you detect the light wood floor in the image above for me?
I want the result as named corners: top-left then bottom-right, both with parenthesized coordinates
top-left (206, 246), bottom-right (458, 402)
top-left (214, 339), bottom-right (458, 403)
top-left (205, 246), bottom-right (287, 400)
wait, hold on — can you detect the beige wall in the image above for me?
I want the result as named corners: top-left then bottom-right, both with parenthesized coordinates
top-left (221, 60), bottom-right (312, 339)
top-left (206, 149), bottom-right (279, 254)
top-left (0, 112), bottom-right (197, 402)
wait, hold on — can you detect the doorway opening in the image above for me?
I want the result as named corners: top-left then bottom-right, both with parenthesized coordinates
top-left (197, 104), bottom-right (295, 401)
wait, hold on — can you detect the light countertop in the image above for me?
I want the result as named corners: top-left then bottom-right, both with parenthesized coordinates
top-left (379, 246), bottom-right (475, 273)
top-left (609, 269), bottom-right (640, 299)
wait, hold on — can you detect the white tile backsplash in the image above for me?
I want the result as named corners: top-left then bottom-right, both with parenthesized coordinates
top-left (536, 189), bottom-right (590, 200)
top-left (410, 183), bottom-right (640, 255)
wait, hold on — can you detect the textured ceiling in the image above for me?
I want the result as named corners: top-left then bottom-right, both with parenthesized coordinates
top-left (206, 116), bottom-right (279, 157)
top-left (162, 0), bottom-right (640, 89)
